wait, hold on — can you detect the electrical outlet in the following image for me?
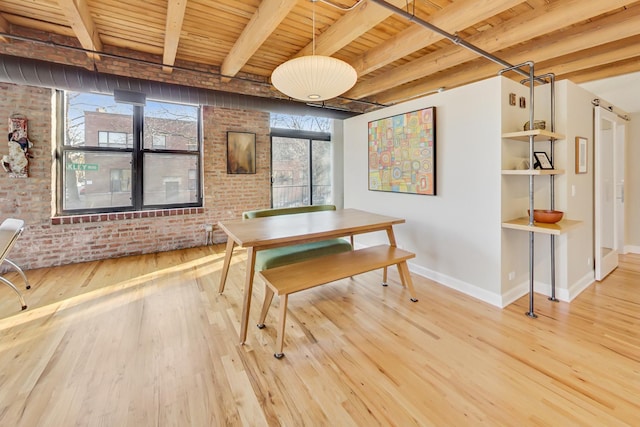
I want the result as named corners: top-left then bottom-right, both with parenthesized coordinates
top-left (508, 271), bottom-right (515, 280)
top-left (587, 257), bottom-right (592, 267)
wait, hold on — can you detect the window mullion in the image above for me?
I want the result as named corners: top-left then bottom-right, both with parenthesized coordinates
top-left (133, 105), bottom-right (144, 210)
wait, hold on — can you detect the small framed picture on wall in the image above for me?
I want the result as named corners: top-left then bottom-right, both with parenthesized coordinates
top-left (227, 131), bottom-right (256, 174)
top-left (575, 136), bottom-right (588, 174)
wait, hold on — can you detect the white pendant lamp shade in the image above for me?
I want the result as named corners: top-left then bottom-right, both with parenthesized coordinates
top-left (271, 55), bottom-right (357, 101)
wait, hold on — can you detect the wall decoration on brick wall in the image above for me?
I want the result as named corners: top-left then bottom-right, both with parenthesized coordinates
top-left (2, 115), bottom-right (32, 178)
top-left (227, 131), bottom-right (256, 174)
top-left (368, 106), bottom-right (436, 195)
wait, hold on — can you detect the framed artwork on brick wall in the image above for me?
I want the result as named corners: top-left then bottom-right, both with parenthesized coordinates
top-left (227, 131), bottom-right (256, 174)
top-left (368, 106), bottom-right (436, 195)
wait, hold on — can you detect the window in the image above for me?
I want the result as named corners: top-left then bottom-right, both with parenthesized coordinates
top-left (152, 134), bottom-right (167, 148)
top-left (99, 131), bottom-right (131, 147)
top-left (270, 113), bottom-right (334, 208)
top-left (59, 91), bottom-right (202, 214)
top-left (110, 169), bottom-right (131, 192)
top-left (271, 132), bottom-right (332, 208)
top-left (188, 169), bottom-right (197, 191)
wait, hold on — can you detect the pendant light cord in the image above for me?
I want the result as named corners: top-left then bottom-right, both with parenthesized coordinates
top-left (312, 1), bottom-right (316, 56)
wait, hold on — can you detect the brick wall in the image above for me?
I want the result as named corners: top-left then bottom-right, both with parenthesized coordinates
top-left (0, 26), bottom-right (276, 101)
top-left (0, 82), bottom-right (272, 270)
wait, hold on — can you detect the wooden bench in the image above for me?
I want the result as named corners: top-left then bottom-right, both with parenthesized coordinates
top-left (256, 244), bottom-right (418, 358)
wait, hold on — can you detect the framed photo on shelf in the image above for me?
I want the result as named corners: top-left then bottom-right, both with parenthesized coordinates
top-left (575, 136), bottom-right (588, 174)
top-left (533, 151), bottom-right (553, 170)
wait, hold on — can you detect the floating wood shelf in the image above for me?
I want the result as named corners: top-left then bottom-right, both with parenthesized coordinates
top-left (502, 217), bottom-right (582, 235)
top-left (502, 129), bottom-right (565, 141)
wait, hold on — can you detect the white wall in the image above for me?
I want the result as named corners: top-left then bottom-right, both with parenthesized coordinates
top-left (343, 77), bottom-right (503, 306)
top-left (558, 80), bottom-right (598, 297)
top-left (627, 112), bottom-right (640, 252)
top-left (343, 75), bottom-right (633, 308)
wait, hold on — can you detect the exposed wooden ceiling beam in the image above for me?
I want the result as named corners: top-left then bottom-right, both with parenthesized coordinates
top-left (562, 57), bottom-right (640, 84)
top-left (220, 0), bottom-right (297, 81)
top-left (373, 4), bottom-right (640, 105)
top-left (57, 0), bottom-right (102, 60)
top-left (162, 0), bottom-right (188, 73)
top-left (351, 0), bottom-right (525, 77)
top-left (346, 0), bottom-right (637, 100)
top-left (536, 35), bottom-right (640, 77)
top-left (0, 14), bottom-right (9, 43)
top-left (295, 0), bottom-right (410, 58)
top-left (503, 3), bottom-right (640, 65)
top-left (5, 15), bottom-right (76, 38)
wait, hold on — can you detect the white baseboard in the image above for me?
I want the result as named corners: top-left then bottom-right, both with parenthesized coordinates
top-left (407, 260), bottom-right (503, 308)
top-left (406, 261), bottom-right (595, 308)
top-left (624, 245), bottom-right (640, 254)
top-left (357, 243), bottom-right (598, 309)
top-left (500, 283), bottom-right (529, 308)
top-left (500, 280), bottom-right (570, 306)
top-left (565, 271), bottom-right (595, 301)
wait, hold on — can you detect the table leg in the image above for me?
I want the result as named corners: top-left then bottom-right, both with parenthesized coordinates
top-left (239, 247), bottom-right (257, 344)
top-left (218, 239), bottom-right (236, 294)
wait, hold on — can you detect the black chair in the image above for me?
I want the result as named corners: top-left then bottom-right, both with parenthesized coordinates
top-left (0, 218), bottom-right (30, 310)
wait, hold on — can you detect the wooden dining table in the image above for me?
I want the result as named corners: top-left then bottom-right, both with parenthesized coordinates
top-left (217, 208), bottom-right (407, 344)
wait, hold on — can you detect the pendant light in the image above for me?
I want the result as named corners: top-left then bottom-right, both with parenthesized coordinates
top-left (271, 0), bottom-right (357, 101)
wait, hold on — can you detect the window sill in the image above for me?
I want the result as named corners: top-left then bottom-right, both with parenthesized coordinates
top-left (51, 207), bottom-right (204, 225)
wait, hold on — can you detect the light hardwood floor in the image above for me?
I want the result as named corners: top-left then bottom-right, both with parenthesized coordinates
top-left (0, 245), bottom-right (638, 426)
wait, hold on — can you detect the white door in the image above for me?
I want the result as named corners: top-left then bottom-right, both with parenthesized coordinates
top-left (594, 107), bottom-right (625, 281)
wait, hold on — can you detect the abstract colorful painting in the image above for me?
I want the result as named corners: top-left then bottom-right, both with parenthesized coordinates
top-left (368, 106), bottom-right (436, 195)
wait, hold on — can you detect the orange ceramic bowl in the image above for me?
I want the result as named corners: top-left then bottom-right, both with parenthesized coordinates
top-left (528, 209), bottom-right (563, 224)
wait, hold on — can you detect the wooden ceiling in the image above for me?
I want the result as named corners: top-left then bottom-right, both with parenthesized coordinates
top-left (0, 0), bottom-right (639, 112)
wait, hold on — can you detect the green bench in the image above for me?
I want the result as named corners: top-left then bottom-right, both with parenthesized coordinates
top-left (242, 205), bottom-right (353, 272)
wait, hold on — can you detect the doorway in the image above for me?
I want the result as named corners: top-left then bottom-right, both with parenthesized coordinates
top-left (270, 130), bottom-right (333, 208)
top-left (594, 107), bottom-right (626, 281)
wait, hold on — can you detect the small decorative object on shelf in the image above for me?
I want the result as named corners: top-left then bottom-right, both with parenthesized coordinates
top-left (523, 120), bottom-right (546, 131)
top-left (515, 158), bottom-right (530, 170)
top-left (528, 209), bottom-right (564, 224)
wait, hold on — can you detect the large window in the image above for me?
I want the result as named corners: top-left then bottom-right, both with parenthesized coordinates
top-left (270, 113), bottom-right (334, 208)
top-left (271, 131), bottom-right (332, 208)
top-left (59, 91), bottom-right (201, 214)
